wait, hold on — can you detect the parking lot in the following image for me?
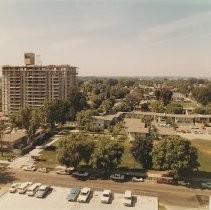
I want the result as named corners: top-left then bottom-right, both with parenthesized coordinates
top-left (0, 186), bottom-right (158, 210)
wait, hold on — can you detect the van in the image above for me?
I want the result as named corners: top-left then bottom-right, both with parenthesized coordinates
top-left (27, 183), bottom-right (41, 196)
top-left (18, 182), bottom-right (32, 194)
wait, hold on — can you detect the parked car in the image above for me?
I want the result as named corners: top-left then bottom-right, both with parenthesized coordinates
top-left (18, 182), bottom-right (32, 194)
top-left (101, 190), bottom-right (112, 204)
top-left (123, 190), bottom-right (133, 207)
top-left (131, 177), bottom-right (144, 182)
top-left (177, 180), bottom-right (190, 186)
top-left (9, 183), bottom-right (20, 193)
top-left (201, 182), bottom-right (211, 189)
top-left (35, 185), bottom-right (50, 198)
top-left (72, 171), bottom-right (89, 179)
top-left (77, 187), bottom-right (91, 203)
top-left (110, 173), bottom-right (125, 182)
top-left (35, 145), bottom-right (47, 149)
top-left (66, 187), bottom-right (80, 202)
top-left (22, 165), bottom-right (36, 171)
top-left (157, 177), bottom-right (176, 185)
top-left (37, 168), bottom-right (48, 173)
top-left (27, 183), bottom-right (41, 196)
top-left (56, 169), bottom-right (70, 175)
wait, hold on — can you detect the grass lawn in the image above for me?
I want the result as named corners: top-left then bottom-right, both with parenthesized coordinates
top-left (159, 204), bottom-right (167, 210)
top-left (119, 141), bottom-right (142, 169)
top-left (36, 135), bottom-right (141, 170)
top-left (36, 150), bottom-right (58, 170)
top-left (180, 101), bottom-right (198, 108)
top-left (0, 152), bottom-right (15, 161)
top-left (191, 139), bottom-right (211, 173)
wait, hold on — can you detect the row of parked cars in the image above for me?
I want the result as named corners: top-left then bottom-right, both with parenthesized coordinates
top-left (66, 187), bottom-right (134, 207)
top-left (9, 182), bottom-right (51, 198)
top-left (56, 169), bottom-right (144, 183)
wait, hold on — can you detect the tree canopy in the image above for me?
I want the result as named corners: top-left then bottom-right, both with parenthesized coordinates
top-left (152, 136), bottom-right (199, 177)
top-left (131, 138), bottom-right (153, 169)
top-left (92, 138), bottom-right (124, 170)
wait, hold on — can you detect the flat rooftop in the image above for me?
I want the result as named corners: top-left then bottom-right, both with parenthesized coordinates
top-left (3, 129), bottom-right (26, 143)
top-left (124, 118), bottom-right (149, 134)
top-left (93, 112), bottom-right (123, 122)
top-left (156, 126), bottom-right (178, 136)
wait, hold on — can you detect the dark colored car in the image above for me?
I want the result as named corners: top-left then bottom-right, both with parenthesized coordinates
top-left (110, 173), bottom-right (125, 182)
top-left (72, 171), bottom-right (89, 179)
top-left (35, 185), bottom-right (50, 198)
top-left (66, 187), bottom-right (80, 201)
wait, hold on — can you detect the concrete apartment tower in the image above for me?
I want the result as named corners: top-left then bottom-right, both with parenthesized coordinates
top-left (2, 53), bottom-right (78, 115)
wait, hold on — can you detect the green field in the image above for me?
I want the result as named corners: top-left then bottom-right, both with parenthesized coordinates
top-left (159, 204), bottom-right (167, 210)
top-left (0, 152), bottom-right (15, 161)
top-left (36, 136), bottom-right (140, 170)
top-left (191, 139), bottom-right (211, 172)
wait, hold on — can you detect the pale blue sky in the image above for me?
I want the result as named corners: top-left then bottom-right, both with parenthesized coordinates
top-left (0, 0), bottom-right (211, 77)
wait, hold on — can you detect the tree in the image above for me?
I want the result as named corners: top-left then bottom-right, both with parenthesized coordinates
top-left (151, 101), bottom-right (165, 113)
top-left (90, 94), bottom-right (105, 109)
top-left (110, 86), bottom-right (129, 99)
top-left (161, 88), bottom-right (173, 106)
top-left (131, 138), bottom-right (153, 169)
top-left (10, 107), bottom-right (40, 144)
top-left (154, 89), bottom-right (161, 100)
top-left (41, 100), bottom-right (70, 129)
top-left (57, 134), bottom-right (95, 168)
top-left (57, 138), bottom-right (81, 168)
top-left (76, 109), bottom-right (96, 131)
top-left (192, 87), bottom-right (211, 105)
top-left (124, 92), bottom-right (141, 110)
top-left (68, 87), bottom-right (89, 119)
top-left (93, 138), bottom-right (124, 170)
top-left (0, 120), bottom-right (6, 156)
top-left (141, 116), bottom-right (154, 127)
top-left (140, 103), bottom-right (149, 112)
top-left (99, 99), bottom-right (114, 114)
top-left (166, 103), bottom-right (183, 114)
top-left (152, 136), bottom-right (199, 177)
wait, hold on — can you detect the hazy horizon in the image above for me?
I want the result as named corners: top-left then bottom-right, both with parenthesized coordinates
top-left (0, 0), bottom-right (211, 77)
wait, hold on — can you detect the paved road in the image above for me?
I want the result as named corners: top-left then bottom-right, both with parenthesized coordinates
top-left (6, 169), bottom-right (211, 209)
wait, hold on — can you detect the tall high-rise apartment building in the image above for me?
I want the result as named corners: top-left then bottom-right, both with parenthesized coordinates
top-left (2, 53), bottom-right (78, 114)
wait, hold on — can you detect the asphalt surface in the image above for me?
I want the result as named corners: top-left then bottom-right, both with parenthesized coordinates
top-left (5, 169), bottom-right (211, 209)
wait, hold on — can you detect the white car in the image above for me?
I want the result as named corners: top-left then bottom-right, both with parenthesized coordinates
top-left (178, 180), bottom-right (190, 186)
top-left (22, 165), bottom-right (36, 171)
top-left (18, 182), bottom-right (32, 194)
top-left (77, 187), bottom-right (91, 203)
top-left (123, 190), bottom-right (133, 207)
top-left (37, 168), bottom-right (48, 173)
top-left (9, 183), bottom-right (20, 193)
top-left (27, 183), bottom-right (41, 196)
top-left (56, 169), bottom-right (69, 175)
top-left (201, 182), bottom-right (211, 189)
top-left (101, 190), bottom-right (112, 204)
top-left (132, 177), bottom-right (144, 182)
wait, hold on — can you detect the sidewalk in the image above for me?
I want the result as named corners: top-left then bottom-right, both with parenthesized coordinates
top-left (8, 134), bottom-right (63, 169)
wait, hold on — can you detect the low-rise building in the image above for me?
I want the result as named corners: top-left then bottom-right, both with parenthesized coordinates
top-left (92, 112), bottom-right (124, 129)
top-left (124, 118), bottom-right (149, 142)
top-left (155, 126), bottom-right (178, 138)
top-left (2, 129), bottom-right (45, 150)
